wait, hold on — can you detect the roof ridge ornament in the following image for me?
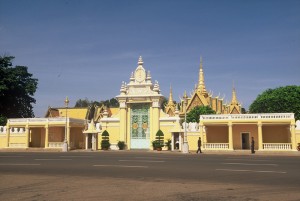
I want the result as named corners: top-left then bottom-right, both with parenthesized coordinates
top-left (138, 56), bottom-right (143, 65)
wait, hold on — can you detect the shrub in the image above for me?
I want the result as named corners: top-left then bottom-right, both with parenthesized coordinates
top-left (101, 130), bottom-right (110, 150)
top-left (117, 141), bottom-right (126, 150)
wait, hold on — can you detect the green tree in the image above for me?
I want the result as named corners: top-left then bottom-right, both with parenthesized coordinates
top-left (74, 98), bottom-right (101, 107)
top-left (99, 98), bottom-right (119, 108)
top-left (186, 106), bottom-right (216, 123)
top-left (74, 98), bottom-right (91, 107)
top-left (249, 85), bottom-right (300, 120)
top-left (0, 56), bottom-right (38, 125)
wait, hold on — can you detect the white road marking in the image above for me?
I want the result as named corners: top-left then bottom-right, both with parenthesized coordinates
top-left (60, 156), bottom-right (93, 158)
top-left (94, 165), bottom-right (148, 168)
top-left (216, 169), bottom-right (286, 174)
top-left (0, 156), bottom-right (24, 158)
top-left (223, 162), bottom-right (278, 166)
top-left (35, 159), bottom-right (72, 161)
top-left (135, 157), bottom-right (169, 160)
top-left (225, 158), bottom-right (272, 162)
top-left (119, 160), bottom-right (165, 163)
top-left (0, 163), bottom-right (40, 166)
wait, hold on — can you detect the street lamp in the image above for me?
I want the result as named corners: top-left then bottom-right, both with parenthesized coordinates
top-left (62, 96), bottom-right (69, 152)
top-left (182, 91), bottom-right (189, 153)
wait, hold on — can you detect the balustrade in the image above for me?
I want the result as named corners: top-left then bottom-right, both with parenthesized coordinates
top-left (203, 143), bottom-right (229, 150)
top-left (263, 143), bottom-right (292, 150)
top-left (201, 113), bottom-right (294, 120)
top-left (48, 142), bottom-right (64, 148)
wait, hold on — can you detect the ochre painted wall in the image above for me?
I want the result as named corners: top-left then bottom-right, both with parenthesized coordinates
top-left (206, 126), bottom-right (228, 143)
top-left (49, 127), bottom-right (64, 142)
top-left (30, 128), bottom-right (45, 147)
top-left (232, 124), bottom-right (258, 149)
top-left (263, 125), bottom-right (289, 143)
top-left (70, 127), bottom-right (85, 149)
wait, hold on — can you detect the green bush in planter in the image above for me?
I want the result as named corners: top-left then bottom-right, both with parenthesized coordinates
top-left (101, 130), bottom-right (111, 150)
top-left (155, 129), bottom-right (164, 149)
top-left (152, 140), bottom-right (160, 150)
top-left (165, 139), bottom-right (171, 150)
top-left (117, 141), bottom-right (126, 150)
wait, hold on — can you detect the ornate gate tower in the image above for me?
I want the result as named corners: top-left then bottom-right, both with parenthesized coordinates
top-left (116, 56), bottom-right (164, 149)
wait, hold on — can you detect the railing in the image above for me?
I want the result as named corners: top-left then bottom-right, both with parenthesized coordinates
top-left (200, 113), bottom-right (294, 120)
top-left (203, 143), bottom-right (229, 150)
top-left (181, 122), bottom-right (199, 132)
top-left (8, 118), bottom-right (85, 124)
top-left (48, 142), bottom-right (63, 148)
top-left (263, 143), bottom-right (292, 150)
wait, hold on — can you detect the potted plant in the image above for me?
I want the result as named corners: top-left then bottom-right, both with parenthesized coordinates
top-left (155, 129), bottom-right (164, 151)
top-left (165, 139), bottom-right (171, 150)
top-left (101, 130), bottom-right (111, 150)
top-left (117, 141), bottom-right (126, 150)
top-left (152, 140), bottom-right (158, 150)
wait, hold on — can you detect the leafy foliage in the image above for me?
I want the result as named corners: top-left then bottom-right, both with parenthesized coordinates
top-left (165, 139), bottom-right (171, 150)
top-left (249, 85), bottom-right (300, 120)
top-left (74, 98), bottom-right (92, 107)
top-left (101, 130), bottom-right (110, 150)
top-left (155, 129), bottom-right (164, 148)
top-left (0, 56), bottom-right (38, 125)
top-left (74, 98), bottom-right (119, 108)
top-left (186, 106), bottom-right (216, 123)
top-left (117, 141), bottom-right (126, 150)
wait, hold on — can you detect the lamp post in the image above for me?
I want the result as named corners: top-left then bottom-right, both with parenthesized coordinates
top-left (182, 91), bottom-right (189, 153)
top-left (62, 96), bottom-right (69, 152)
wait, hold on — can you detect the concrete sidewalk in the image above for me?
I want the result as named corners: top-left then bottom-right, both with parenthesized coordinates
top-left (1, 147), bottom-right (299, 156)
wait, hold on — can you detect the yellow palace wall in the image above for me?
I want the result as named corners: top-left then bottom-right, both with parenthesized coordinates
top-left (99, 119), bottom-right (121, 149)
top-left (187, 134), bottom-right (199, 151)
top-left (0, 135), bottom-right (5, 147)
top-left (232, 124), bottom-right (258, 150)
top-left (159, 110), bottom-right (177, 149)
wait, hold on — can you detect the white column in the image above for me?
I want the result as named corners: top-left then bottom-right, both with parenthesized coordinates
top-left (171, 133), bottom-right (174, 151)
top-left (67, 126), bottom-right (70, 150)
top-left (179, 133), bottom-right (182, 151)
top-left (25, 126), bottom-right (29, 148)
top-left (291, 123), bottom-right (296, 150)
top-left (6, 124), bottom-right (10, 148)
top-left (228, 123), bottom-right (233, 150)
top-left (85, 134), bottom-right (89, 150)
top-left (45, 126), bottom-right (49, 148)
top-left (258, 123), bottom-right (263, 150)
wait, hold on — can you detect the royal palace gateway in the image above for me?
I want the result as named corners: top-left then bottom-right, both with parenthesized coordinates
top-left (1, 57), bottom-right (299, 152)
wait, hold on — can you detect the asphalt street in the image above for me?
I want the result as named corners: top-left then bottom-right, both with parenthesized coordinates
top-left (0, 151), bottom-right (300, 201)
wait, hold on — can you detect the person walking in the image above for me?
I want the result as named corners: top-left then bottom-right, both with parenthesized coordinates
top-left (251, 137), bottom-right (255, 154)
top-left (196, 137), bottom-right (202, 154)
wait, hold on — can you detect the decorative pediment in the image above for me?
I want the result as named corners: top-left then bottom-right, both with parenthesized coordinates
top-left (186, 92), bottom-right (208, 112)
top-left (116, 56), bottom-right (164, 107)
top-left (230, 106), bottom-right (240, 114)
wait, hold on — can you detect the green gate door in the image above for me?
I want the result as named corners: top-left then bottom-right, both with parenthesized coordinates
top-left (130, 104), bottom-right (150, 149)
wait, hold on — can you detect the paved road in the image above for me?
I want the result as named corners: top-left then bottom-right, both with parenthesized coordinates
top-left (0, 151), bottom-right (300, 201)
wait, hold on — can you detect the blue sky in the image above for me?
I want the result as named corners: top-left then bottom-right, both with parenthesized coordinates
top-left (1, 0), bottom-right (299, 117)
